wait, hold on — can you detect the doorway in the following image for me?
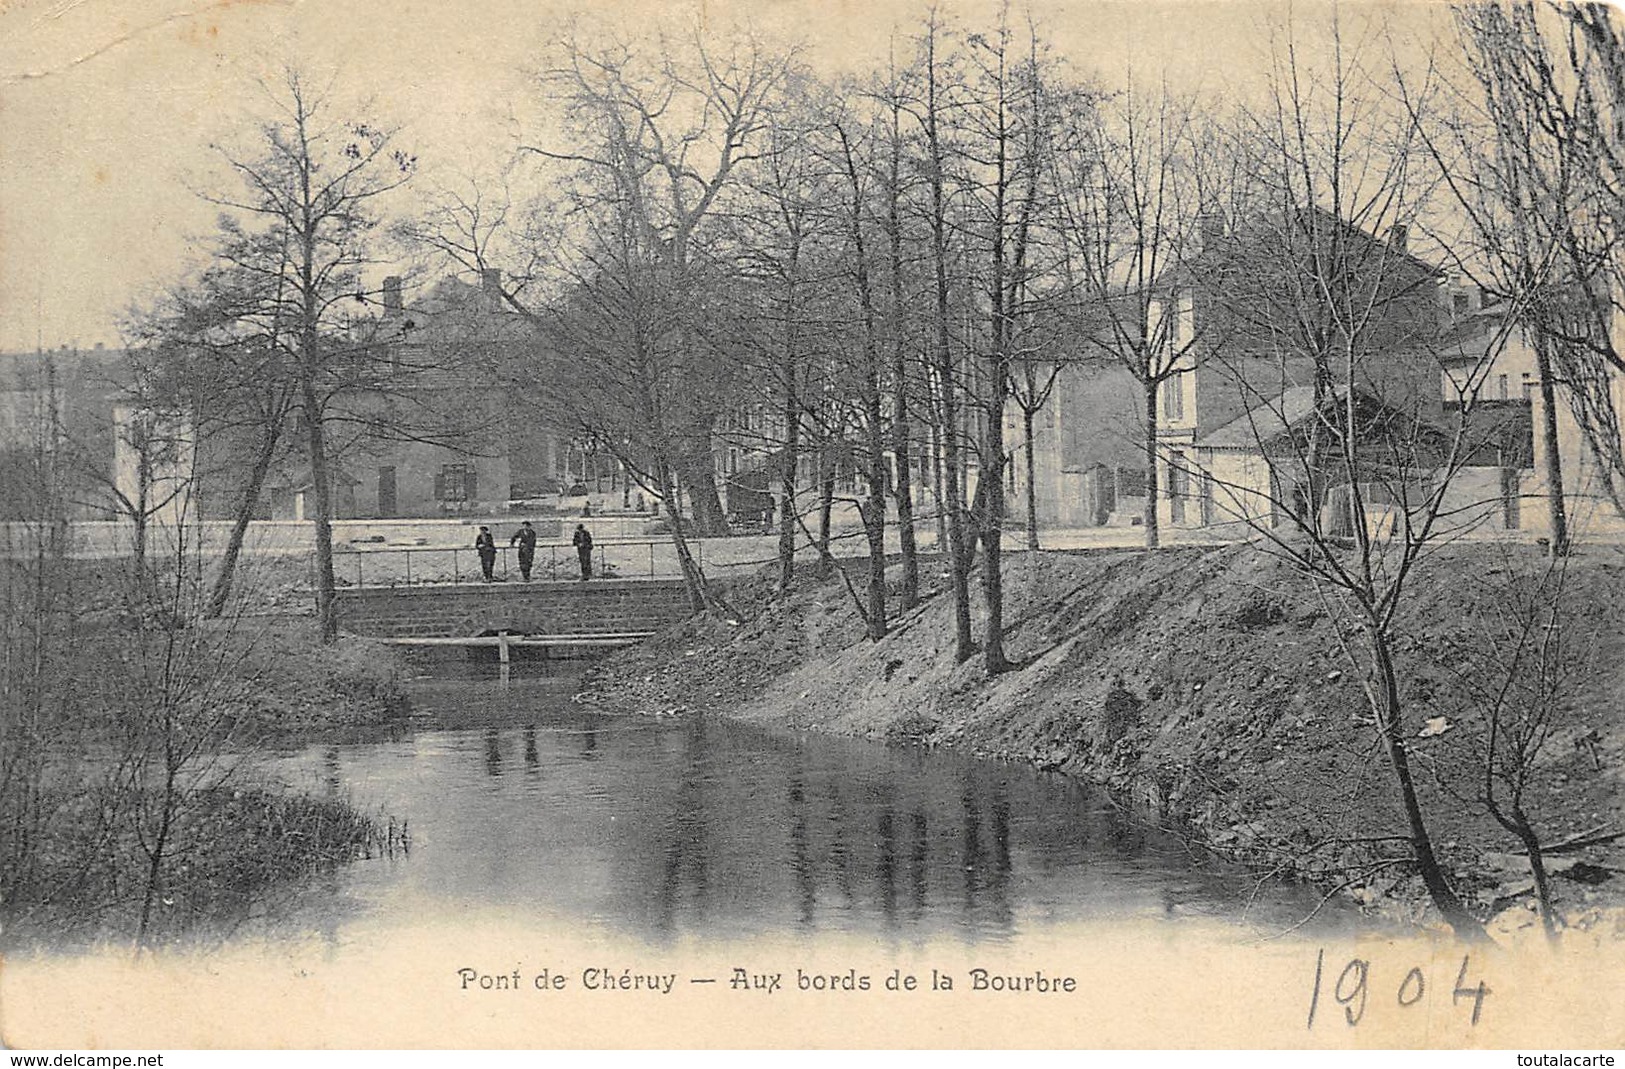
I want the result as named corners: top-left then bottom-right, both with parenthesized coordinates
top-left (378, 465), bottom-right (398, 518)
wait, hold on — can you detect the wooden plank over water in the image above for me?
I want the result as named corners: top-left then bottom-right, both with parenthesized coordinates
top-left (375, 633), bottom-right (655, 648)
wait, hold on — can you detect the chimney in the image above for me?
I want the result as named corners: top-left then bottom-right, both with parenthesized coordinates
top-left (1389, 222), bottom-right (1409, 254)
top-left (481, 267), bottom-right (503, 299)
top-left (383, 275), bottom-right (403, 315)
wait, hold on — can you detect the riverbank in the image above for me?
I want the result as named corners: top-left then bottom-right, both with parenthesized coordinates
top-left (2, 555), bottom-right (412, 948)
top-left (581, 541), bottom-right (1625, 940)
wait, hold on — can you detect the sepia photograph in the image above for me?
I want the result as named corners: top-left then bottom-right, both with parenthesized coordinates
top-left (1, 0), bottom-right (1623, 1052)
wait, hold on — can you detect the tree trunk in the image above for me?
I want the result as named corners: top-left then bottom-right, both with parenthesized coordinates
top-left (777, 306), bottom-right (802, 595)
top-left (1023, 406), bottom-right (1040, 551)
top-left (207, 420), bottom-right (281, 619)
top-left (886, 168), bottom-right (920, 612)
top-left (862, 491), bottom-right (888, 641)
top-left (925, 22), bottom-right (972, 663)
top-left (1142, 381), bottom-right (1161, 550)
top-left (777, 418), bottom-right (799, 594)
top-left (981, 432), bottom-right (1010, 672)
top-left (1372, 633), bottom-right (1489, 943)
top-left (838, 124), bottom-right (890, 641)
top-left (1534, 334), bottom-right (1570, 557)
top-left (892, 399), bottom-right (919, 610)
top-left (929, 403), bottom-right (948, 557)
top-left (300, 375), bottom-right (339, 644)
top-left (937, 364), bottom-right (972, 662)
top-left (817, 452), bottom-right (836, 579)
top-left (863, 391), bottom-right (889, 637)
top-left (1504, 802), bottom-right (1562, 946)
top-left (679, 450), bottom-right (728, 537)
top-left (137, 769), bottom-right (177, 949)
top-left (660, 461), bottom-right (711, 614)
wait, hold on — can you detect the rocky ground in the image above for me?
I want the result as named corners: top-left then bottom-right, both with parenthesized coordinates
top-left (580, 540), bottom-right (1625, 943)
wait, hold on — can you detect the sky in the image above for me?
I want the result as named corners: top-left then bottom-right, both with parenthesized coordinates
top-left (0, 0), bottom-right (1457, 352)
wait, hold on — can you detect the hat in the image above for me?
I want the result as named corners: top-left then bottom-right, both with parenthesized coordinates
top-left (522, 520), bottom-right (533, 526)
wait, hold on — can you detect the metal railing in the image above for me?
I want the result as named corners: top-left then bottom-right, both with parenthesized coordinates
top-left (332, 538), bottom-right (704, 588)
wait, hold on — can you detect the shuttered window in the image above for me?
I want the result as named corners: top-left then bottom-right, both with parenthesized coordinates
top-left (436, 462), bottom-right (476, 501)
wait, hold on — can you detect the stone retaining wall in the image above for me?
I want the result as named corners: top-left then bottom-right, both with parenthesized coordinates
top-left (333, 578), bottom-right (693, 638)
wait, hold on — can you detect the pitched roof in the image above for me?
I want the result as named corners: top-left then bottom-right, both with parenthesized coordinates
top-left (1197, 381), bottom-right (1448, 454)
top-left (1433, 303), bottom-right (1514, 364)
top-left (1196, 385), bottom-right (1324, 449)
top-left (1158, 205), bottom-right (1439, 294)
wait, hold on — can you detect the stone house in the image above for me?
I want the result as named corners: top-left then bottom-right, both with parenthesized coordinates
top-left (202, 270), bottom-right (562, 522)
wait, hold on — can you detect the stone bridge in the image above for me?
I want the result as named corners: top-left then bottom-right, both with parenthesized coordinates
top-left (333, 578), bottom-right (694, 639)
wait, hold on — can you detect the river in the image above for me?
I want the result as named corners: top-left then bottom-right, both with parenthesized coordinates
top-left (242, 672), bottom-right (1358, 950)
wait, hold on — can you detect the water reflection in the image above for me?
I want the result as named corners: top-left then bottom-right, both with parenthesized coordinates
top-left (523, 726), bottom-right (539, 773)
top-left (254, 680), bottom-right (1357, 947)
top-left (483, 728), bottom-right (502, 777)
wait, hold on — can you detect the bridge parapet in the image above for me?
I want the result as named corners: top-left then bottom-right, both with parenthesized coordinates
top-left (334, 578), bottom-right (693, 638)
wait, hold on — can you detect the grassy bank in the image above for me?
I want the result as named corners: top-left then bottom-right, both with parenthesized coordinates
top-left (582, 542), bottom-right (1625, 938)
top-left (1, 784), bottom-right (402, 951)
top-left (2, 555), bottom-right (412, 949)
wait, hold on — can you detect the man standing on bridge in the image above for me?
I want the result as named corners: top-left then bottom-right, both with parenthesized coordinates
top-left (475, 526), bottom-right (497, 582)
top-left (509, 520), bottom-right (537, 581)
top-left (572, 523), bottom-right (593, 581)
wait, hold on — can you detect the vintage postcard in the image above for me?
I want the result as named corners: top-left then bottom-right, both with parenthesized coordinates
top-left (2, 0), bottom-right (1623, 1052)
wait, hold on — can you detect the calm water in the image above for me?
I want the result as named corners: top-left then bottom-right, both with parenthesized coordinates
top-left (252, 676), bottom-right (1354, 948)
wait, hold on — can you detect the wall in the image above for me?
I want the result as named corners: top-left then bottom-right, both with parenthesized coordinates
top-left (1011, 363), bottom-right (1143, 529)
top-left (346, 436), bottom-right (512, 520)
top-left (333, 578), bottom-right (694, 638)
top-left (1532, 362), bottom-right (1625, 536)
top-left (1196, 450), bottom-right (1275, 530)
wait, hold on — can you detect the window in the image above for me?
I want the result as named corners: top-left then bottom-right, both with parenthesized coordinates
top-left (1497, 374), bottom-right (1508, 400)
top-left (1161, 371), bottom-right (1186, 421)
top-left (1454, 292), bottom-right (1471, 317)
top-left (434, 462), bottom-right (476, 502)
top-left (1522, 373), bottom-right (1535, 401)
top-left (1166, 456), bottom-right (1191, 499)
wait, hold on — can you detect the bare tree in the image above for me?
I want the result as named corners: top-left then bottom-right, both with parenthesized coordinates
top-left (202, 69), bottom-right (416, 642)
top-left (1423, 549), bottom-right (1595, 944)
top-left (1400, 4), bottom-right (1585, 554)
top-left (1054, 79), bottom-right (1214, 551)
top-left (873, 54), bottom-right (926, 610)
top-left (917, 12), bottom-right (976, 662)
top-left (832, 110), bottom-right (893, 638)
top-left (1450, 3), bottom-right (1625, 523)
top-left (512, 28), bottom-right (793, 610)
top-left (726, 97), bottom-right (834, 594)
top-left (0, 358), bottom-right (72, 916)
top-left (121, 258), bottom-right (301, 618)
top-left (1188, 17), bottom-right (1506, 942)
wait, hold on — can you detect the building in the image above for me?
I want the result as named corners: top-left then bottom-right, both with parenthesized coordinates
top-left (5, 271), bottom-right (575, 529)
top-left (0, 345), bottom-right (128, 522)
top-left (197, 270), bottom-right (563, 522)
top-left (1015, 209), bottom-right (1532, 534)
